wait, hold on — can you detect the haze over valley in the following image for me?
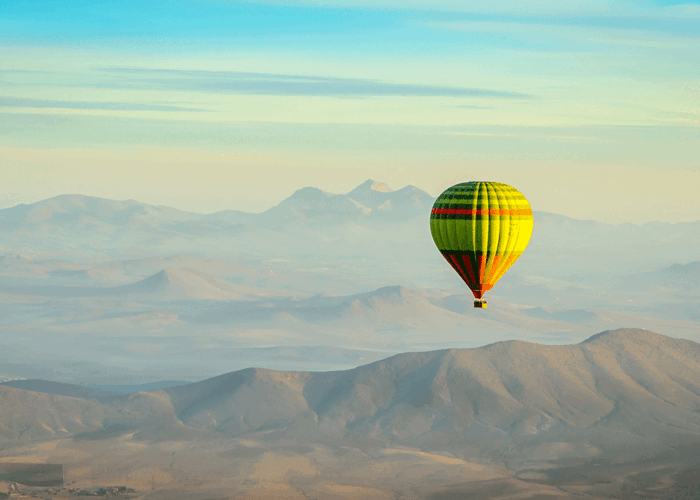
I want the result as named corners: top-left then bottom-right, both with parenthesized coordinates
top-left (1, 180), bottom-right (699, 498)
top-left (0, 180), bottom-right (698, 385)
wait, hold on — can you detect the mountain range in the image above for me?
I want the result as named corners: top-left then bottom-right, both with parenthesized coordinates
top-left (2, 180), bottom-right (699, 280)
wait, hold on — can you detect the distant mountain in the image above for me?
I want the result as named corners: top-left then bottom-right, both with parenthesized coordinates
top-left (0, 380), bottom-right (119, 399)
top-left (292, 285), bottom-right (482, 330)
top-left (185, 285), bottom-right (538, 341)
top-left (0, 254), bottom-right (254, 288)
top-left (656, 261), bottom-right (700, 290)
top-left (347, 179), bottom-right (434, 220)
top-left (0, 194), bottom-right (202, 232)
top-left (260, 187), bottom-right (371, 226)
top-left (115, 267), bottom-right (285, 301)
top-left (0, 181), bottom-right (432, 235)
top-left (0, 380), bottom-right (190, 396)
top-left (2, 329), bottom-right (699, 462)
top-left (256, 180), bottom-right (434, 225)
top-left (522, 306), bottom-right (598, 324)
top-left (1, 184), bottom-right (699, 289)
top-left (523, 212), bottom-right (700, 279)
top-left (615, 260), bottom-right (700, 295)
top-left (346, 179), bottom-right (394, 210)
top-left (0, 183), bottom-right (436, 263)
top-left (0, 267), bottom-right (298, 301)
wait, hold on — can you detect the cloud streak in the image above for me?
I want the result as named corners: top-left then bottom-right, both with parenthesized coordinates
top-left (93, 68), bottom-right (533, 99)
top-left (0, 96), bottom-right (206, 112)
top-left (243, 0), bottom-right (700, 19)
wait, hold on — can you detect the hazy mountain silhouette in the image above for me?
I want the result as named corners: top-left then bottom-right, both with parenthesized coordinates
top-left (346, 179), bottom-right (433, 220)
top-left (260, 187), bottom-right (371, 225)
top-left (2, 184), bottom-right (699, 283)
top-left (0, 181), bottom-right (432, 234)
top-left (114, 267), bottom-right (290, 301)
top-left (0, 267), bottom-right (296, 301)
top-left (0, 254), bottom-right (255, 289)
top-left (346, 179), bottom-right (394, 209)
top-left (619, 260), bottom-right (700, 293)
top-left (0, 380), bottom-right (119, 399)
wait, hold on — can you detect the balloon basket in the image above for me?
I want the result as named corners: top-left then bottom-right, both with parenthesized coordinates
top-left (474, 300), bottom-right (487, 309)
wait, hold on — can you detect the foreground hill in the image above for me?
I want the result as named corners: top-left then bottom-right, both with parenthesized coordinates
top-left (159, 328), bottom-right (700, 457)
top-left (2, 329), bottom-right (699, 463)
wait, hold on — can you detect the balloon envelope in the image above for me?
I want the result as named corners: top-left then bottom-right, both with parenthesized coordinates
top-left (430, 181), bottom-right (533, 299)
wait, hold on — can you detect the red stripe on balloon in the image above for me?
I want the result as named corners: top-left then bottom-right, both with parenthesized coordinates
top-left (477, 255), bottom-right (488, 283)
top-left (446, 254), bottom-right (470, 284)
top-left (431, 208), bottom-right (532, 216)
top-left (460, 254), bottom-right (477, 285)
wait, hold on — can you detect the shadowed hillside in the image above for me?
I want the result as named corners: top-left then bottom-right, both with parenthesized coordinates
top-left (152, 329), bottom-right (700, 457)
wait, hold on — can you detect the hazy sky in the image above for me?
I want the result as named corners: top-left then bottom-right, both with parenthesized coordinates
top-left (1, 0), bottom-right (698, 223)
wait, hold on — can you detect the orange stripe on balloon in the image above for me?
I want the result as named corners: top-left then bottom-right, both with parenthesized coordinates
top-left (486, 255), bottom-right (502, 285)
top-left (431, 208), bottom-right (532, 216)
top-left (477, 254), bottom-right (488, 284)
top-left (492, 254), bottom-right (519, 284)
top-left (471, 284), bottom-right (493, 300)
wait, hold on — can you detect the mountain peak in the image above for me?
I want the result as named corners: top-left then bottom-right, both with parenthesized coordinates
top-left (370, 180), bottom-right (393, 193)
top-left (665, 261), bottom-right (700, 275)
top-left (581, 327), bottom-right (669, 345)
top-left (350, 179), bottom-right (394, 194)
top-left (288, 186), bottom-right (334, 200)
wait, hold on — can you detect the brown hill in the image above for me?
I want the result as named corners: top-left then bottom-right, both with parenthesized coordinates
top-left (2, 329), bottom-right (699, 463)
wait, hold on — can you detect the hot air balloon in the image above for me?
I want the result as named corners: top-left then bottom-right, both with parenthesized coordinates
top-left (430, 181), bottom-right (533, 308)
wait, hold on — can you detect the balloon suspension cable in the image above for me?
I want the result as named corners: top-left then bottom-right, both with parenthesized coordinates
top-left (474, 299), bottom-right (487, 309)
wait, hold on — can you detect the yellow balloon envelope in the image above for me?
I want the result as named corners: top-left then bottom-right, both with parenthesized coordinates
top-left (430, 182), bottom-right (533, 305)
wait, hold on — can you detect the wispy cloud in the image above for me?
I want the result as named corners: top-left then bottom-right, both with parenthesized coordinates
top-left (244, 0), bottom-right (700, 19)
top-left (93, 68), bottom-right (533, 99)
top-left (0, 69), bottom-right (55, 74)
top-left (452, 104), bottom-right (496, 109)
top-left (0, 96), bottom-right (207, 112)
top-left (434, 130), bottom-right (620, 143)
top-left (424, 19), bottom-right (700, 50)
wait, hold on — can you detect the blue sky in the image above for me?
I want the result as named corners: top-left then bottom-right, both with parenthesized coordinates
top-left (1, 0), bottom-right (699, 222)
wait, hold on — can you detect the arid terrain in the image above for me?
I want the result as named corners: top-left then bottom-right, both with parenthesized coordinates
top-left (2, 328), bottom-right (699, 499)
top-left (1, 183), bottom-right (699, 498)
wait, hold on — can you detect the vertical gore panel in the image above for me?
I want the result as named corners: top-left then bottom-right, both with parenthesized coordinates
top-left (461, 253), bottom-right (477, 284)
top-left (446, 253), bottom-right (469, 285)
top-left (490, 183), bottom-right (512, 281)
top-left (484, 183), bottom-right (500, 282)
top-left (475, 182), bottom-right (489, 262)
top-left (477, 254), bottom-right (488, 285)
top-left (486, 254), bottom-right (503, 285)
